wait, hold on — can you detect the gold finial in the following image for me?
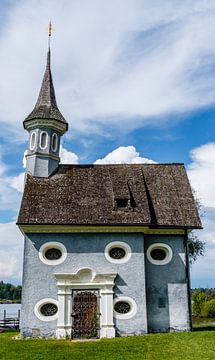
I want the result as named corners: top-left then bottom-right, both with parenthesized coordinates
top-left (47, 21), bottom-right (54, 48)
top-left (48, 21), bottom-right (52, 37)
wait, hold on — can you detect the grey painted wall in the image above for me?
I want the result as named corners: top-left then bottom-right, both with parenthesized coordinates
top-left (21, 232), bottom-right (189, 338)
top-left (144, 235), bottom-right (189, 332)
top-left (21, 233), bottom-right (147, 337)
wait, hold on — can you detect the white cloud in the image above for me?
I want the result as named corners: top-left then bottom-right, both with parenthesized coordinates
top-left (187, 142), bottom-right (215, 286)
top-left (22, 150), bottom-right (27, 168)
top-left (0, 149), bottom-right (23, 211)
top-left (0, 222), bottom-right (23, 283)
top-left (0, 150), bottom-right (7, 176)
top-left (94, 146), bottom-right (156, 164)
top-left (22, 147), bottom-right (78, 167)
top-left (1, 1), bottom-right (215, 138)
top-left (187, 142), bottom-right (215, 208)
top-left (191, 207), bottom-right (215, 287)
top-left (0, 177), bottom-right (22, 212)
top-left (8, 172), bottom-right (25, 193)
top-left (59, 146), bottom-right (79, 164)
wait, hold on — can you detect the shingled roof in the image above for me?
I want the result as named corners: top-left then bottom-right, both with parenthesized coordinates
top-left (23, 48), bottom-right (68, 128)
top-left (17, 163), bottom-right (201, 228)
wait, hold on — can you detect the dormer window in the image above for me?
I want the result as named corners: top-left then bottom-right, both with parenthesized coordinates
top-left (115, 199), bottom-right (129, 209)
top-left (40, 131), bottom-right (48, 150)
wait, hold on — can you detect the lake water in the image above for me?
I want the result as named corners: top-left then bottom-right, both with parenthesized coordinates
top-left (0, 303), bottom-right (21, 319)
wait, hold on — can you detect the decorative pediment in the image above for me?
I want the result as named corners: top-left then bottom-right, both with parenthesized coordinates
top-left (54, 268), bottom-right (117, 287)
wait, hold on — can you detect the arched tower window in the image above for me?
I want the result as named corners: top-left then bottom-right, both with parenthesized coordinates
top-left (51, 133), bottom-right (58, 152)
top-left (30, 132), bottom-right (36, 150)
top-left (40, 131), bottom-right (48, 150)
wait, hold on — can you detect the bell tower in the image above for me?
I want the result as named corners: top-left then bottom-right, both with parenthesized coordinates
top-left (23, 25), bottom-right (68, 177)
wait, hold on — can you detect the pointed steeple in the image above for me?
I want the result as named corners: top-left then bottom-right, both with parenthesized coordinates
top-left (23, 46), bottom-right (68, 129)
top-left (23, 27), bottom-right (68, 178)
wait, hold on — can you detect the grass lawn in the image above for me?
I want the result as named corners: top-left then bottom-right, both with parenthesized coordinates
top-left (1, 330), bottom-right (215, 360)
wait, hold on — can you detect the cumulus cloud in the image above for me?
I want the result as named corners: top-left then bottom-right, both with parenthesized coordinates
top-left (187, 142), bottom-right (215, 286)
top-left (0, 222), bottom-right (23, 283)
top-left (0, 150), bottom-right (24, 211)
top-left (187, 142), bottom-right (215, 208)
top-left (8, 172), bottom-right (25, 193)
top-left (0, 151), bottom-right (7, 176)
top-left (22, 150), bottom-right (28, 168)
top-left (22, 147), bottom-right (78, 167)
top-left (191, 207), bottom-right (215, 287)
top-left (0, 178), bottom-right (22, 212)
top-left (59, 146), bottom-right (79, 164)
top-left (94, 146), bottom-right (156, 164)
top-left (1, 1), bottom-right (215, 138)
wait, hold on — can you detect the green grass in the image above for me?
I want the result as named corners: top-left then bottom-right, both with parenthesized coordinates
top-left (1, 330), bottom-right (215, 360)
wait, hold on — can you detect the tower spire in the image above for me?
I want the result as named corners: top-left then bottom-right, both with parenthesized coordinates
top-left (23, 22), bottom-right (68, 128)
top-left (23, 25), bottom-right (68, 177)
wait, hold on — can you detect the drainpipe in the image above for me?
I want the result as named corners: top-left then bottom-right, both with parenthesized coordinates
top-left (184, 229), bottom-right (192, 331)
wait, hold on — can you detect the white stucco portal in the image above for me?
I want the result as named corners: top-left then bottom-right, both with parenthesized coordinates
top-left (54, 268), bottom-right (117, 339)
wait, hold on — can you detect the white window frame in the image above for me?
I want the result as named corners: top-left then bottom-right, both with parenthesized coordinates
top-left (30, 131), bottom-right (37, 150)
top-left (51, 133), bottom-right (58, 152)
top-left (34, 298), bottom-right (58, 322)
top-left (39, 242), bottom-right (67, 266)
top-left (147, 243), bottom-right (173, 265)
top-left (104, 241), bottom-right (131, 264)
top-left (39, 131), bottom-right (48, 150)
top-left (113, 296), bottom-right (137, 320)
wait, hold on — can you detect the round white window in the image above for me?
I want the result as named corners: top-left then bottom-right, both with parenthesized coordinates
top-left (114, 297), bottom-right (137, 320)
top-left (39, 242), bottom-right (67, 266)
top-left (34, 298), bottom-right (58, 322)
top-left (104, 241), bottom-right (131, 264)
top-left (147, 243), bottom-right (173, 265)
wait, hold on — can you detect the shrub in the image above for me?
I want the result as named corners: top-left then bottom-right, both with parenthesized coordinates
top-left (201, 299), bottom-right (215, 318)
top-left (192, 290), bottom-right (206, 316)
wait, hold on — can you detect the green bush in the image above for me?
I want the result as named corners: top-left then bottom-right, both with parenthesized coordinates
top-left (201, 299), bottom-right (215, 318)
top-left (192, 290), bottom-right (206, 316)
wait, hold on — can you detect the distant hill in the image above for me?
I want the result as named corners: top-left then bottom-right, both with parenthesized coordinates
top-left (0, 281), bottom-right (22, 303)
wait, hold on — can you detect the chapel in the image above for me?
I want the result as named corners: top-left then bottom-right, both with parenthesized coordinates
top-left (17, 42), bottom-right (202, 339)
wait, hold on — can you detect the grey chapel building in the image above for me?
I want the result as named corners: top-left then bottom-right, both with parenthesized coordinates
top-left (17, 46), bottom-right (202, 339)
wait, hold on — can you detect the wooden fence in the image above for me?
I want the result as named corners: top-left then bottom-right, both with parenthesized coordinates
top-left (0, 309), bottom-right (20, 330)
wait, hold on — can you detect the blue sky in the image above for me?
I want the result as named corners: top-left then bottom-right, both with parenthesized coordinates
top-left (0, 0), bottom-right (215, 287)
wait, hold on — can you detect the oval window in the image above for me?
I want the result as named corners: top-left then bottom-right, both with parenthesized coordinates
top-left (34, 298), bottom-right (58, 322)
top-left (147, 243), bottom-right (173, 265)
top-left (113, 297), bottom-right (137, 319)
top-left (40, 132), bottom-right (48, 149)
top-left (30, 132), bottom-right (36, 150)
top-left (150, 248), bottom-right (166, 261)
top-left (39, 242), bottom-right (67, 266)
top-left (109, 247), bottom-right (126, 260)
top-left (51, 133), bottom-right (58, 152)
top-left (45, 248), bottom-right (62, 261)
top-left (104, 241), bottom-right (131, 264)
top-left (40, 303), bottom-right (58, 317)
top-left (114, 301), bottom-right (131, 314)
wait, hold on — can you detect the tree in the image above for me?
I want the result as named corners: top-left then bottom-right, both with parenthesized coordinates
top-left (192, 290), bottom-right (206, 316)
top-left (0, 281), bottom-right (22, 302)
top-left (187, 190), bottom-right (205, 264)
top-left (187, 232), bottom-right (205, 265)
